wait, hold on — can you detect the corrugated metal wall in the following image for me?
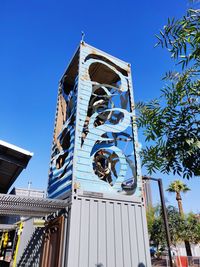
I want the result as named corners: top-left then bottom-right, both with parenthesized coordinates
top-left (73, 43), bottom-right (142, 199)
top-left (66, 197), bottom-right (151, 267)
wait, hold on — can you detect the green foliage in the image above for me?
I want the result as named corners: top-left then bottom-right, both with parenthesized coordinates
top-left (166, 180), bottom-right (190, 194)
top-left (137, 9), bottom-right (200, 179)
top-left (147, 205), bottom-right (200, 249)
top-left (146, 205), bottom-right (160, 234)
top-left (167, 206), bottom-right (185, 245)
top-left (155, 9), bottom-right (200, 68)
top-left (181, 213), bottom-right (200, 243)
top-left (150, 216), bottom-right (165, 249)
top-left (149, 206), bottom-right (183, 248)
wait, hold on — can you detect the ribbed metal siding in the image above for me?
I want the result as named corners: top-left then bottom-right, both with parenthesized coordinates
top-left (67, 197), bottom-right (151, 267)
top-left (73, 43), bottom-right (142, 199)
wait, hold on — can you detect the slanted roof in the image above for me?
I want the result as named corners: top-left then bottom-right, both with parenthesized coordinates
top-left (0, 140), bottom-right (33, 193)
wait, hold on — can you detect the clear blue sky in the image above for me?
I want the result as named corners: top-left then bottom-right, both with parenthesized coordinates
top-left (0, 0), bottom-right (199, 213)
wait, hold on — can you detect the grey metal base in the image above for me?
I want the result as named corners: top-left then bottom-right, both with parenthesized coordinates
top-left (64, 196), bottom-right (151, 267)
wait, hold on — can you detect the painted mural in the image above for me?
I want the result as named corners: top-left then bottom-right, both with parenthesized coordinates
top-left (48, 43), bottom-right (142, 199)
top-left (74, 44), bottom-right (141, 197)
top-left (48, 76), bottom-right (78, 198)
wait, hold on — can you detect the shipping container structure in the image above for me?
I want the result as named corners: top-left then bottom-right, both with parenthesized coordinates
top-left (46, 42), bottom-right (151, 267)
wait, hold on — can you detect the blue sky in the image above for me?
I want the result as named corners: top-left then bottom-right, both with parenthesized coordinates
top-left (0, 0), bottom-right (199, 213)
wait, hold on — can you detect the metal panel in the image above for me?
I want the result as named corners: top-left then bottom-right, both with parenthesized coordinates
top-left (66, 199), bottom-right (81, 267)
top-left (113, 202), bottom-right (123, 267)
top-left (78, 199), bottom-right (90, 267)
top-left (16, 218), bottom-right (36, 265)
top-left (48, 42), bottom-right (143, 201)
top-left (47, 59), bottom-right (79, 199)
top-left (73, 42), bottom-right (142, 201)
top-left (106, 202), bottom-right (115, 267)
top-left (121, 204), bottom-right (132, 266)
top-left (97, 200), bottom-right (106, 266)
top-left (128, 204), bottom-right (140, 264)
top-left (88, 199), bottom-right (98, 267)
top-left (66, 197), bottom-right (151, 267)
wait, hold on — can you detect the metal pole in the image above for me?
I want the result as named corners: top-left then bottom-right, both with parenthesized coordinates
top-left (143, 176), bottom-right (173, 267)
top-left (157, 178), bottom-right (173, 267)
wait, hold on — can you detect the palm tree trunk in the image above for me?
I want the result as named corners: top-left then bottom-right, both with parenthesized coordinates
top-left (176, 192), bottom-right (192, 256)
top-left (176, 192), bottom-right (183, 216)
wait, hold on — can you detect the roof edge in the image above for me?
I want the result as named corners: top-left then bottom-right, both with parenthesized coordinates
top-left (0, 140), bottom-right (33, 157)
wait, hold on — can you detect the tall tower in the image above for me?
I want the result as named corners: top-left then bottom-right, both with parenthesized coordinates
top-left (47, 42), bottom-right (151, 267)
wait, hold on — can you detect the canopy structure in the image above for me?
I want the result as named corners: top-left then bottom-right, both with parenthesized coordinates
top-left (0, 140), bottom-right (33, 193)
top-left (0, 193), bottom-right (69, 217)
top-left (0, 224), bottom-right (17, 231)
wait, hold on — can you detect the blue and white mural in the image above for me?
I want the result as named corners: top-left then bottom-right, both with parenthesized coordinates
top-left (48, 43), bottom-right (142, 199)
top-left (48, 76), bottom-right (78, 198)
top-left (74, 44), bottom-right (141, 197)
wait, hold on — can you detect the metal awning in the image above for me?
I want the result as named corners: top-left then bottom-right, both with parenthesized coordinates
top-left (0, 224), bottom-right (17, 231)
top-left (0, 193), bottom-right (69, 217)
top-left (0, 140), bottom-right (33, 193)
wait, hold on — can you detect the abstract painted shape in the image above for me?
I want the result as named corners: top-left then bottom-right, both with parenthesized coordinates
top-left (48, 43), bottom-right (142, 199)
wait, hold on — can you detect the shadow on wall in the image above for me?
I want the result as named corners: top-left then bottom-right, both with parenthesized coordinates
top-left (17, 227), bottom-right (44, 267)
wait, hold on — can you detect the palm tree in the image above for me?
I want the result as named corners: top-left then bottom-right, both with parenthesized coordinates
top-left (166, 180), bottom-right (192, 256)
top-left (166, 180), bottom-right (190, 216)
